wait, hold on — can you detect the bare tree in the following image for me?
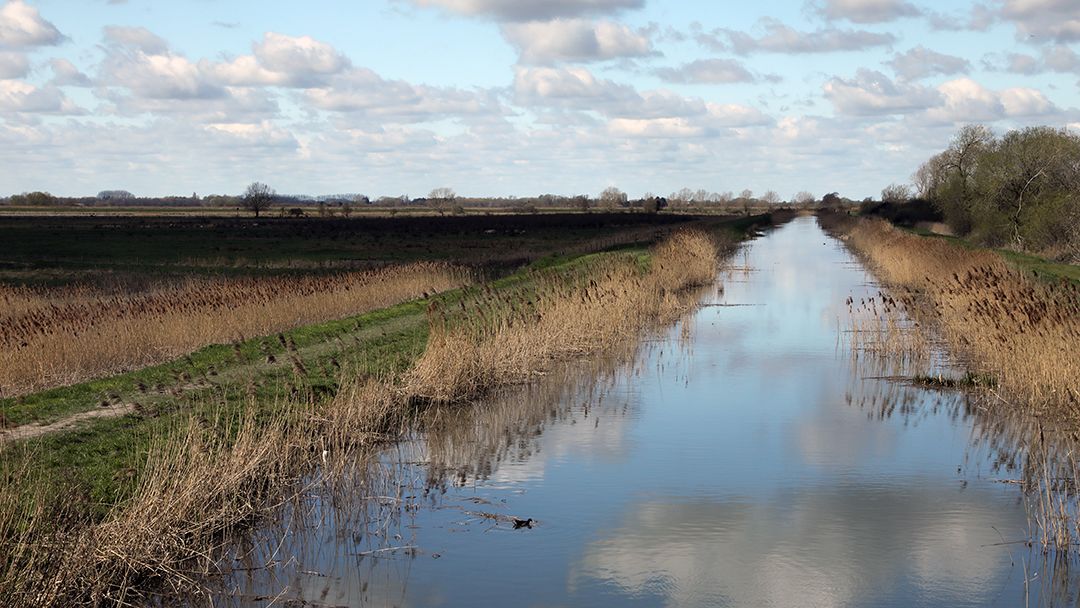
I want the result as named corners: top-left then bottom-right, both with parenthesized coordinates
top-left (599, 186), bottom-right (628, 210)
top-left (428, 187), bottom-right (456, 215)
top-left (881, 183), bottom-right (912, 204)
top-left (793, 191), bottom-right (816, 207)
top-left (760, 190), bottom-right (781, 205)
top-left (242, 182), bottom-right (275, 218)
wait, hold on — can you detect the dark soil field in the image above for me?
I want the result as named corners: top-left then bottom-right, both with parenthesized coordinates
top-left (0, 213), bottom-right (702, 287)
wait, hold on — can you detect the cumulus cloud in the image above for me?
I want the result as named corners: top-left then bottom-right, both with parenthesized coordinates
top-left (924, 78), bottom-right (1057, 122)
top-left (824, 69), bottom-right (942, 115)
top-left (983, 45), bottom-right (1080, 75)
top-left (654, 58), bottom-right (758, 84)
top-left (208, 33), bottom-right (350, 87)
top-left (103, 26), bottom-right (168, 54)
top-left (887, 46), bottom-right (970, 80)
top-left (513, 65), bottom-right (634, 105)
top-left (926, 4), bottom-right (996, 32)
top-left (101, 46), bottom-right (224, 100)
top-left (0, 0), bottom-right (63, 48)
top-left (403, 0), bottom-right (643, 21)
top-left (605, 103), bottom-right (770, 138)
top-left (0, 49), bottom-right (27, 78)
top-left (701, 18), bottom-right (896, 55)
top-left (513, 64), bottom-right (770, 137)
top-left (49, 58), bottom-right (92, 86)
top-left (253, 32), bottom-right (348, 77)
top-left (816, 0), bottom-right (921, 23)
top-left (998, 0), bottom-right (1080, 42)
top-left (305, 67), bottom-right (499, 122)
top-left (501, 19), bottom-right (651, 64)
top-left (0, 79), bottom-right (81, 114)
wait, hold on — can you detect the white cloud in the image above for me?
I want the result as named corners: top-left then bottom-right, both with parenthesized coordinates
top-left (999, 86), bottom-right (1056, 116)
top-left (887, 46), bottom-right (970, 80)
top-left (998, 0), bottom-right (1080, 42)
top-left (0, 0), bottom-right (63, 48)
top-left (0, 49), bottom-right (27, 78)
top-left (306, 67), bottom-right (497, 122)
top-left (99, 27), bottom-right (225, 100)
top-left (0, 79), bottom-right (80, 113)
top-left (817, 0), bottom-right (921, 23)
top-left (103, 49), bottom-right (224, 100)
top-left (205, 33), bottom-right (350, 88)
top-left (404, 0), bottom-right (643, 21)
top-left (608, 116), bottom-right (703, 138)
top-left (704, 18), bottom-right (896, 55)
top-left (927, 78), bottom-right (1002, 122)
top-left (655, 58), bottom-right (757, 84)
top-left (824, 69), bottom-right (942, 115)
top-left (253, 32), bottom-right (348, 77)
top-left (983, 45), bottom-right (1080, 75)
top-left (203, 121), bottom-right (298, 149)
top-left (513, 65), bottom-right (633, 104)
top-left (515, 65), bottom-right (769, 136)
top-left (49, 58), bottom-right (92, 86)
top-left (103, 26), bottom-right (168, 54)
top-left (926, 5), bottom-right (996, 32)
top-left (501, 19), bottom-right (651, 64)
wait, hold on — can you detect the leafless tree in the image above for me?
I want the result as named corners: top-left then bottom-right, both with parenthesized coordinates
top-left (428, 187), bottom-right (456, 215)
top-left (242, 182), bottom-right (275, 218)
top-left (793, 191), bottom-right (816, 207)
top-left (881, 183), bottom-right (912, 204)
top-left (600, 186), bottom-right (628, 210)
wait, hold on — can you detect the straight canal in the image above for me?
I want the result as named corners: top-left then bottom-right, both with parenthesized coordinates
top-left (221, 215), bottom-right (1064, 607)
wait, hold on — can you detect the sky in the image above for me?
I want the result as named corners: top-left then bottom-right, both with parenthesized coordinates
top-left (1, 0), bottom-right (1079, 199)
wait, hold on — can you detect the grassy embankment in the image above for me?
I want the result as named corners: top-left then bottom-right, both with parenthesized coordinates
top-left (0, 213), bottom-right (770, 606)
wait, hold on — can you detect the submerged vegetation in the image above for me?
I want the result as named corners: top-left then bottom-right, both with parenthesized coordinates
top-left (0, 222), bottom-right (743, 606)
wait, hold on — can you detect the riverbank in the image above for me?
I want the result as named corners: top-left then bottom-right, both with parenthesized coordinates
top-left (0, 214), bottom-right (771, 606)
top-left (819, 211), bottom-right (1079, 421)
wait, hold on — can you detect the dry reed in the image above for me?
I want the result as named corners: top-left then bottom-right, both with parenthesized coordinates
top-left (0, 263), bottom-right (468, 397)
top-left (404, 229), bottom-right (724, 403)
top-left (0, 405), bottom-right (315, 606)
top-left (830, 216), bottom-right (1079, 417)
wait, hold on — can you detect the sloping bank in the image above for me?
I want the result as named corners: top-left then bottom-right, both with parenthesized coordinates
top-left (0, 221), bottom-right (757, 606)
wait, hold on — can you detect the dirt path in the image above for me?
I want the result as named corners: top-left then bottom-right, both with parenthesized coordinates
top-left (1, 403), bottom-right (137, 442)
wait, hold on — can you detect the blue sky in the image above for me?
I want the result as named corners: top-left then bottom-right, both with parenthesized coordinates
top-left (2, 0), bottom-right (1079, 199)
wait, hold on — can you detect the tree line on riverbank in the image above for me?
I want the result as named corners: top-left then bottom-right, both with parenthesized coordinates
top-left (911, 124), bottom-right (1080, 262)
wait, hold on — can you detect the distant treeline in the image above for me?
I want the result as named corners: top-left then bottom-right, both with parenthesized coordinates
top-left (911, 124), bottom-right (1080, 261)
top-left (0, 188), bottom-right (811, 212)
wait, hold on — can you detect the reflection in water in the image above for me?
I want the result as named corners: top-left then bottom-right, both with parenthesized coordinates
top-left (213, 217), bottom-right (1080, 607)
top-left (574, 488), bottom-right (1017, 608)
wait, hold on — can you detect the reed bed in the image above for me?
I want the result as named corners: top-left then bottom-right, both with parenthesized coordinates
top-left (0, 229), bottom-right (731, 606)
top-left (404, 229), bottom-right (724, 403)
top-left (828, 216), bottom-right (1079, 418)
top-left (0, 263), bottom-right (468, 398)
top-left (0, 405), bottom-right (312, 606)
